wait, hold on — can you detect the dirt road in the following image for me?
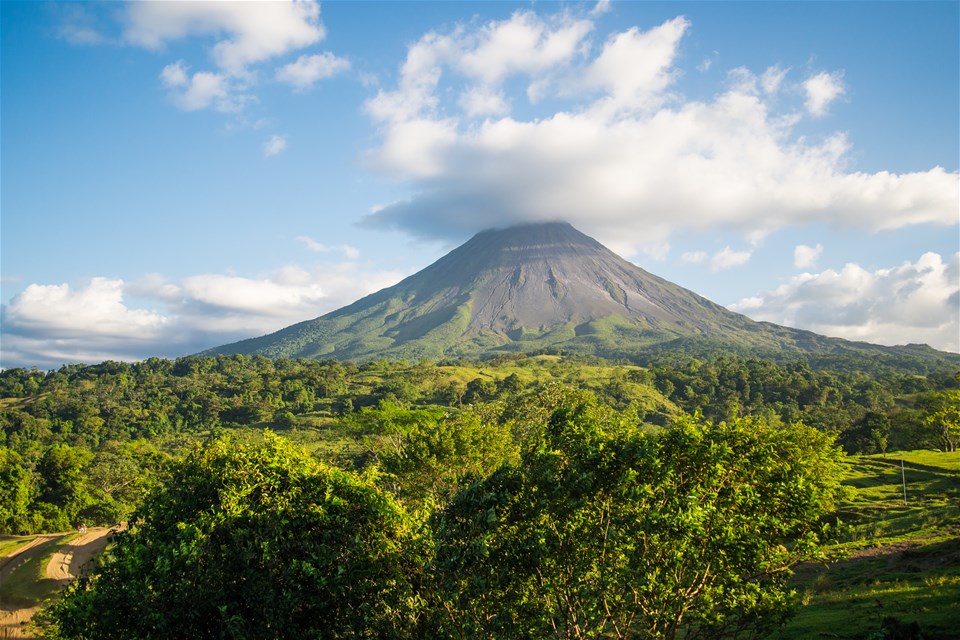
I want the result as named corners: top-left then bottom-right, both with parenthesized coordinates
top-left (0, 528), bottom-right (113, 639)
top-left (45, 528), bottom-right (112, 583)
top-left (0, 535), bottom-right (65, 585)
top-left (0, 535), bottom-right (63, 640)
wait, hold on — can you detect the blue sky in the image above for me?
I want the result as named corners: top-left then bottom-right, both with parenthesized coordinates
top-left (2, 1), bottom-right (958, 369)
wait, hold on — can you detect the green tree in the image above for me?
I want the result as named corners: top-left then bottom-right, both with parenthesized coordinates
top-left (35, 444), bottom-right (93, 530)
top-left (497, 373), bottom-right (524, 396)
top-left (40, 433), bottom-right (427, 640)
top-left (352, 399), bottom-right (446, 456)
top-left (81, 441), bottom-right (169, 525)
top-left (431, 399), bottom-right (845, 639)
top-left (841, 411), bottom-right (891, 454)
top-left (0, 446), bottom-right (35, 533)
top-left (272, 409), bottom-right (297, 430)
top-left (377, 410), bottom-right (518, 508)
top-left (464, 377), bottom-right (497, 404)
top-left (922, 389), bottom-right (960, 452)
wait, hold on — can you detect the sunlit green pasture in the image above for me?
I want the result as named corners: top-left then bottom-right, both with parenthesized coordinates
top-left (776, 450), bottom-right (959, 640)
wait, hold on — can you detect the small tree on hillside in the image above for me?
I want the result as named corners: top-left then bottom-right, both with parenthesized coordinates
top-left (922, 389), bottom-right (960, 452)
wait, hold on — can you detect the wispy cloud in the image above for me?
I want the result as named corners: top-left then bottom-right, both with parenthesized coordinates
top-left (263, 134), bottom-right (288, 157)
top-left (681, 251), bottom-right (708, 264)
top-left (296, 236), bottom-right (360, 259)
top-left (276, 53), bottom-right (350, 91)
top-left (52, 3), bottom-right (108, 45)
top-left (710, 246), bottom-right (753, 271)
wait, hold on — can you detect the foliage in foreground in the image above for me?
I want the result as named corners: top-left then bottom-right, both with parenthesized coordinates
top-left (432, 403), bottom-right (845, 639)
top-left (39, 397), bottom-right (846, 640)
top-left (40, 434), bottom-right (426, 640)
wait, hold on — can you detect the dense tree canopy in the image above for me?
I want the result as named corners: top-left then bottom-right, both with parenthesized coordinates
top-left (41, 433), bottom-right (427, 640)
top-left (0, 354), bottom-right (954, 535)
top-left (430, 402), bottom-right (845, 639)
top-left (41, 392), bottom-right (848, 640)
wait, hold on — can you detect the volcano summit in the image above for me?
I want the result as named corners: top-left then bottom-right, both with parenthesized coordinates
top-left (207, 223), bottom-right (956, 367)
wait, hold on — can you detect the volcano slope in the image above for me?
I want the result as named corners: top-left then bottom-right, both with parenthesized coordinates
top-left (207, 222), bottom-right (959, 371)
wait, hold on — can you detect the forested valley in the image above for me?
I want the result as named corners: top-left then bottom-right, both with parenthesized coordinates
top-left (1, 353), bottom-right (958, 638)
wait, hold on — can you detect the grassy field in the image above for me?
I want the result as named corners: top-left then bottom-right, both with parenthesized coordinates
top-left (775, 450), bottom-right (960, 640)
top-left (0, 538), bottom-right (34, 559)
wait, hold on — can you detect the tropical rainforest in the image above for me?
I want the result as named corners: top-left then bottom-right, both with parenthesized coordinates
top-left (0, 353), bottom-right (957, 639)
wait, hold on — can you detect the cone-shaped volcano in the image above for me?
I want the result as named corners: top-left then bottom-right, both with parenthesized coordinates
top-left (205, 223), bottom-right (955, 364)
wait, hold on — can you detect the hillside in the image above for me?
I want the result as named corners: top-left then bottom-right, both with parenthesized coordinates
top-left (778, 450), bottom-right (960, 639)
top-left (2, 353), bottom-right (957, 638)
top-left (207, 223), bottom-right (959, 373)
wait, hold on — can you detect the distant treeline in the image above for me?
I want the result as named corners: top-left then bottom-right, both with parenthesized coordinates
top-left (1, 353), bottom-right (957, 535)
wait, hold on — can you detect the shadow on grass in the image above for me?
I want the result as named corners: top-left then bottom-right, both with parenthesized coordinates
top-left (780, 535), bottom-right (960, 640)
top-left (0, 536), bottom-right (66, 609)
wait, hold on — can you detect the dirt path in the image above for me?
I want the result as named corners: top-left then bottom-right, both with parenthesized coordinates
top-left (1, 536), bottom-right (63, 640)
top-left (0, 529), bottom-right (113, 638)
top-left (45, 528), bottom-right (112, 582)
top-left (0, 536), bottom-right (64, 585)
top-left (0, 605), bottom-right (40, 639)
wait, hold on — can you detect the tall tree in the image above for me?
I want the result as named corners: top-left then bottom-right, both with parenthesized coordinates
top-left (0, 446), bottom-right (34, 533)
top-left (922, 389), bottom-right (960, 452)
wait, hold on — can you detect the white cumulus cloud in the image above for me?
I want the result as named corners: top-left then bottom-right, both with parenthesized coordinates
top-left (124, 1), bottom-right (325, 75)
top-left (366, 9), bottom-right (594, 125)
top-left (116, 1), bottom-right (331, 120)
top-left (803, 70), bottom-right (845, 117)
top-left (457, 10), bottom-right (594, 86)
top-left (3, 278), bottom-right (167, 338)
top-left (794, 243), bottom-right (824, 269)
top-left (160, 60), bottom-right (189, 87)
top-left (458, 86), bottom-right (510, 118)
top-left (1, 278), bottom-right (173, 368)
top-left (729, 252), bottom-right (960, 352)
top-left (581, 17), bottom-right (689, 117)
top-left (358, 9), bottom-right (957, 258)
top-left (160, 63), bottom-right (239, 112)
top-left (1, 261), bottom-right (408, 369)
top-left (276, 52), bottom-right (350, 90)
